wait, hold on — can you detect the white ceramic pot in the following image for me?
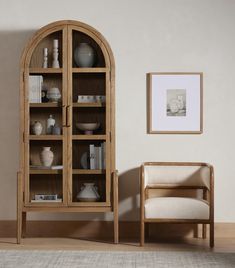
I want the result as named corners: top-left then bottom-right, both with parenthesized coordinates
top-left (47, 115), bottom-right (55, 134)
top-left (47, 87), bottom-right (61, 103)
top-left (74, 43), bottom-right (95, 67)
top-left (32, 121), bottom-right (43, 135)
top-left (40, 147), bottom-right (54, 167)
top-left (76, 183), bottom-right (100, 202)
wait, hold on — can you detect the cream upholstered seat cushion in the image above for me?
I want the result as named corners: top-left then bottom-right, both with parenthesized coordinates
top-left (145, 197), bottom-right (209, 220)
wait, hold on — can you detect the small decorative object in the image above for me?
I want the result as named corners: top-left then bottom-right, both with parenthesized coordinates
top-left (76, 123), bottom-right (100, 135)
top-left (52, 39), bottom-right (60, 68)
top-left (35, 194), bottom-right (57, 201)
top-left (52, 124), bottom-right (61, 135)
top-left (40, 147), bottom-right (54, 167)
top-left (95, 95), bottom-right (106, 103)
top-left (47, 114), bottom-right (55, 134)
top-left (80, 152), bottom-right (89, 169)
top-left (77, 95), bottom-right (96, 103)
top-left (32, 121), bottom-right (43, 135)
top-left (74, 43), bottom-right (95, 67)
top-left (147, 72), bottom-right (203, 134)
top-left (76, 183), bottom-right (100, 202)
top-left (43, 48), bottom-right (48, 68)
top-left (47, 87), bottom-right (61, 103)
top-left (41, 85), bottom-right (49, 103)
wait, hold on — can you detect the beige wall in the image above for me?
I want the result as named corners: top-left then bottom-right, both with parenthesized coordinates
top-left (0, 0), bottom-right (234, 222)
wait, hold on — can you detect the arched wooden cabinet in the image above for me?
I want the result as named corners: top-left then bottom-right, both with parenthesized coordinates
top-left (17, 20), bottom-right (118, 243)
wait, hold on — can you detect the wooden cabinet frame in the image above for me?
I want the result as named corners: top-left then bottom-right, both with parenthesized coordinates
top-left (17, 20), bottom-right (118, 243)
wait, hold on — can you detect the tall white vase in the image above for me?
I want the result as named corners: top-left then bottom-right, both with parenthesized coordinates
top-left (40, 147), bottom-right (54, 167)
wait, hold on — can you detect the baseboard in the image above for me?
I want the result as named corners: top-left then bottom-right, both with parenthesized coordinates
top-left (0, 221), bottom-right (234, 239)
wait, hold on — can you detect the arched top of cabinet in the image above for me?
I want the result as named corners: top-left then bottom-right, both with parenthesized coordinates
top-left (21, 20), bottom-right (115, 71)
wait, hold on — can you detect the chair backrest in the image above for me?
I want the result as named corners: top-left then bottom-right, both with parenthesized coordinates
top-left (143, 163), bottom-right (211, 190)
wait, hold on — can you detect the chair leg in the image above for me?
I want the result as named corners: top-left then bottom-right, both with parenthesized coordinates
top-left (194, 224), bottom-right (199, 238)
top-left (145, 223), bottom-right (149, 240)
top-left (202, 224), bottom-right (207, 239)
top-left (140, 221), bottom-right (145, 246)
top-left (210, 222), bottom-right (214, 248)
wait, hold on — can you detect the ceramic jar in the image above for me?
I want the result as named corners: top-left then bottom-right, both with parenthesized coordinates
top-left (76, 183), bottom-right (100, 202)
top-left (47, 115), bottom-right (55, 134)
top-left (52, 125), bottom-right (61, 135)
top-left (40, 147), bottom-right (54, 167)
top-left (47, 87), bottom-right (61, 103)
top-left (32, 121), bottom-right (43, 135)
top-left (74, 43), bottom-right (95, 67)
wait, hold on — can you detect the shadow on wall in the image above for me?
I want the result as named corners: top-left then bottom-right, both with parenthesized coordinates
top-left (0, 30), bottom-right (36, 219)
top-left (118, 167), bottom-right (140, 221)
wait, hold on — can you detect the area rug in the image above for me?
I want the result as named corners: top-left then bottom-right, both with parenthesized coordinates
top-left (0, 250), bottom-right (234, 268)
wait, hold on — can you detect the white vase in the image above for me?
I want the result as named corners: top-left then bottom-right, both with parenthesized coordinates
top-left (32, 121), bottom-right (43, 135)
top-left (40, 147), bottom-right (54, 167)
top-left (47, 115), bottom-right (55, 134)
top-left (74, 43), bottom-right (95, 67)
top-left (76, 183), bottom-right (100, 202)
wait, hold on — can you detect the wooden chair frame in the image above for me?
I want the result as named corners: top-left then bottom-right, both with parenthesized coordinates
top-left (140, 162), bottom-right (214, 247)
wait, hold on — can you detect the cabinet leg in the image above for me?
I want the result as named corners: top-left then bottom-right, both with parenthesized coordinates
top-left (17, 172), bottom-right (22, 244)
top-left (22, 212), bottom-right (26, 238)
top-left (113, 171), bottom-right (119, 244)
top-left (17, 210), bottom-right (22, 244)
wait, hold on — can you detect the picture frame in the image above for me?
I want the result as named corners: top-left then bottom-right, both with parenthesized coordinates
top-left (147, 72), bottom-right (203, 134)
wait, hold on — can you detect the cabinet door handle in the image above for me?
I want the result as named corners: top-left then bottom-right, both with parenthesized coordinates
top-left (66, 106), bottom-right (71, 127)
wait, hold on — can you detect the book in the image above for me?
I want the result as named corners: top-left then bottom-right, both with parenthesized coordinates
top-left (30, 165), bottom-right (63, 170)
top-left (101, 142), bottom-right (106, 169)
top-left (31, 199), bottom-right (62, 203)
top-left (89, 144), bottom-right (95, 169)
top-left (94, 145), bottom-right (99, 169)
top-left (98, 146), bottom-right (102, 169)
top-left (29, 75), bottom-right (43, 103)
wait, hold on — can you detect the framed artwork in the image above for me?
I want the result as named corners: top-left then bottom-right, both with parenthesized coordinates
top-left (147, 72), bottom-right (203, 134)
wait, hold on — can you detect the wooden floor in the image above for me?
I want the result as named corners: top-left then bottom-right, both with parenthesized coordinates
top-left (0, 237), bottom-right (234, 252)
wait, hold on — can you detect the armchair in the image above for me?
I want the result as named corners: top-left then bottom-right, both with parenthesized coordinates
top-left (140, 162), bottom-right (214, 247)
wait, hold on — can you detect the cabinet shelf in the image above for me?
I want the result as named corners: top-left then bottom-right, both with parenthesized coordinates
top-left (72, 67), bottom-right (107, 73)
top-left (30, 169), bottom-right (62, 174)
top-left (72, 169), bottom-right (105, 175)
top-left (73, 102), bottom-right (105, 108)
top-left (29, 68), bottom-right (63, 74)
top-left (29, 135), bottom-right (63, 140)
top-left (72, 135), bottom-right (106, 140)
top-left (30, 103), bottom-right (62, 108)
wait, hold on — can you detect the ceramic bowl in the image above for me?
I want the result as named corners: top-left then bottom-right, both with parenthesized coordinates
top-left (76, 123), bottom-right (100, 134)
top-left (47, 87), bottom-right (61, 102)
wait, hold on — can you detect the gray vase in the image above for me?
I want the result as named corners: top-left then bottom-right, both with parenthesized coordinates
top-left (74, 43), bottom-right (95, 67)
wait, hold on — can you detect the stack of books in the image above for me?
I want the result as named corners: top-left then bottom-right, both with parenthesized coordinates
top-left (89, 142), bottom-right (106, 170)
top-left (29, 75), bottom-right (43, 103)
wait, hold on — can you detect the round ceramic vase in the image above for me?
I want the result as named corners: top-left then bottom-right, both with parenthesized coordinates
top-left (74, 43), bottom-right (95, 67)
top-left (76, 183), bottom-right (100, 202)
top-left (32, 121), bottom-right (43, 135)
top-left (40, 147), bottom-right (54, 167)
